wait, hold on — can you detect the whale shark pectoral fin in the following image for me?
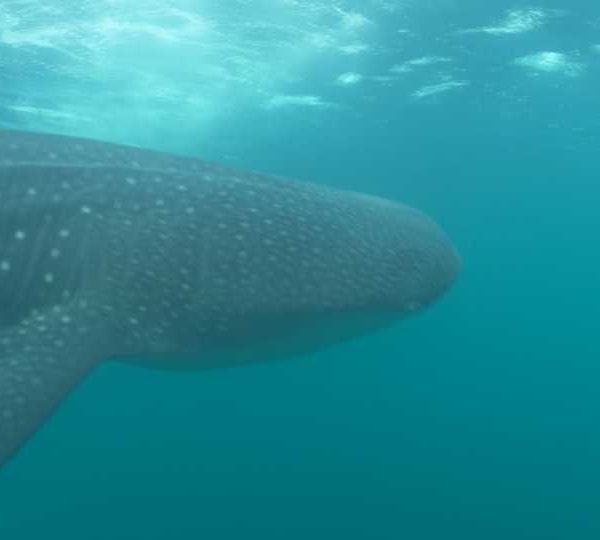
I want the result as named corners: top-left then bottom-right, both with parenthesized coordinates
top-left (0, 300), bottom-right (117, 469)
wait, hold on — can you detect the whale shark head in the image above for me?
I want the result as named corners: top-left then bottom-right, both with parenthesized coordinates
top-left (176, 184), bottom-right (460, 367)
top-left (0, 129), bottom-right (460, 468)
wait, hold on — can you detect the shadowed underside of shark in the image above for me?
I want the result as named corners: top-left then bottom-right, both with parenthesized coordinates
top-left (0, 129), bottom-right (460, 469)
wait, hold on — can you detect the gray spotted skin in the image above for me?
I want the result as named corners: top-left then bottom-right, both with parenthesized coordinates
top-left (0, 129), bottom-right (460, 468)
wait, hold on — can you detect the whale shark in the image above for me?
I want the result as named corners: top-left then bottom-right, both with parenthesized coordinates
top-left (0, 129), bottom-right (460, 468)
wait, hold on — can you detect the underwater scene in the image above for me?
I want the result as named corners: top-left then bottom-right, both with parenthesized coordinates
top-left (1, 0), bottom-right (599, 538)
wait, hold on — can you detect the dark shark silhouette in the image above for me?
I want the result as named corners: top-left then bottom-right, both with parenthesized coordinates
top-left (0, 130), bottom-right (460, 468)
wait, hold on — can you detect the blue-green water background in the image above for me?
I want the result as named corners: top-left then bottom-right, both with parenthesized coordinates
top-left (1, 1), bottom-right (600, 538)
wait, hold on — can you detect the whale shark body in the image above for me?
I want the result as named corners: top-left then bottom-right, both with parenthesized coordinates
top-left (0, 129), bottom-right (460, 468)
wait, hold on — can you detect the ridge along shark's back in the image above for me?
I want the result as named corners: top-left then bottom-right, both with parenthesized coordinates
top-left (0, 129), bottom-right (460, 469)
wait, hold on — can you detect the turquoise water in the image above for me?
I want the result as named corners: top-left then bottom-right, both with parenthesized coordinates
top-left (2, 1), bottom-right (600, 538)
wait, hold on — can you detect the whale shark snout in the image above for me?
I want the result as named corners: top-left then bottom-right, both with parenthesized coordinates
top-left (260, 188), bottom-right (462, 319)
top-left (371, 198), bottom-right (461, 313)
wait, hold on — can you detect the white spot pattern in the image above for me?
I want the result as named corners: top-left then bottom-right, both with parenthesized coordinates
top-left (0, 128), bottom-right (459, 469)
